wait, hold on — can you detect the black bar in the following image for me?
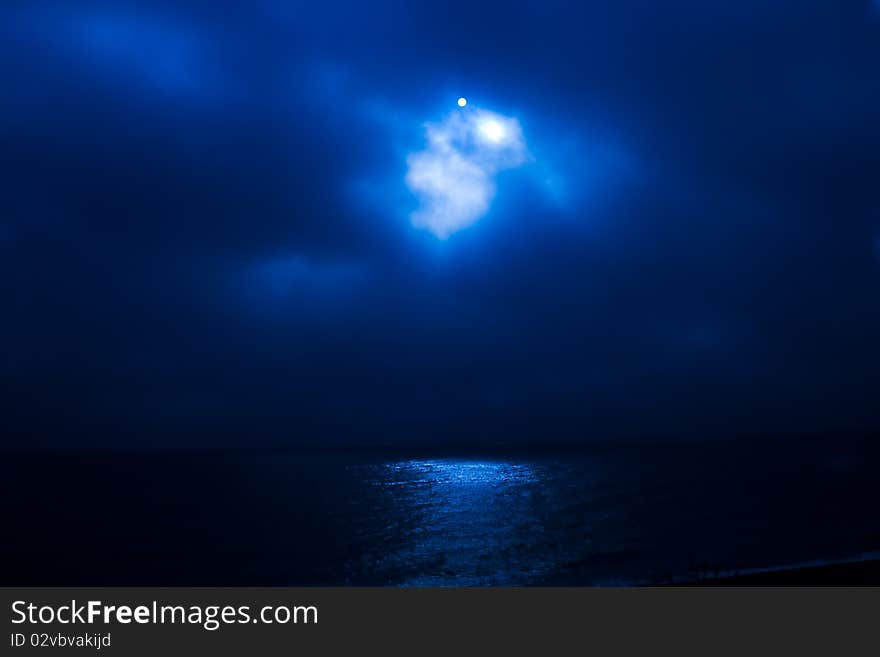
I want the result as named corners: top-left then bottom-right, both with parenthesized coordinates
top-left (2, 588), bottom-right (877, 655)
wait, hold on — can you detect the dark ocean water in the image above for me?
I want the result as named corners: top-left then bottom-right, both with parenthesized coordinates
top-left (2, 435), bottom-right (879, 585)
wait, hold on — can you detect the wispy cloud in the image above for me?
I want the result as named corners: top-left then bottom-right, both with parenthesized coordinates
top-left (15, 6), bottom-right (210, 98)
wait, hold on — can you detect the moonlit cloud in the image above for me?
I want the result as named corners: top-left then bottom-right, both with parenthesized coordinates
top-left (405, 107), bottom-right (529, 238)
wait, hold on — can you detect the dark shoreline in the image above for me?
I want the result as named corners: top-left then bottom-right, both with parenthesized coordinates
top-left (683, 558), bottom-right (880, 586)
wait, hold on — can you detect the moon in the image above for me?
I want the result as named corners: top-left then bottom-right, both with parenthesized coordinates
top-left (479, 119), bottom-right (505, 143)
top-left (457, 97), bottom-right (467, 107)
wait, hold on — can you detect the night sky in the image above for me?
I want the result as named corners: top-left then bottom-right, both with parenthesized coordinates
top-left (2, 1), bottom-right (879, 448)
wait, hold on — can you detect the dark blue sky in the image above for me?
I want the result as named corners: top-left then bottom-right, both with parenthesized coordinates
top-left (2, 1), bottom-right (879, 447)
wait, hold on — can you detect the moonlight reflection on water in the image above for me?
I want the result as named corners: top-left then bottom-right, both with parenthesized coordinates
top-left (335, 442), bottom-right (880, 586)
top-left (359, 459), bottom-right (565, 586)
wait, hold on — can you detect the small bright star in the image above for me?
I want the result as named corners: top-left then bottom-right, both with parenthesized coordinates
top-left (457, 97), bottom-right (467, 107)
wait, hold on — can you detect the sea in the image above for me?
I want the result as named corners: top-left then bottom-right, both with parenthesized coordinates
top-left (2, 434), bottom-right (878, 585)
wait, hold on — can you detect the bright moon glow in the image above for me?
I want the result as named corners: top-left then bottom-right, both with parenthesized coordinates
top-left (457, 97), bottom-right (467, 107)
top-left (479, 119), bottom-right (505, 143)
top-left (405, 106), bottom-right (528, 238)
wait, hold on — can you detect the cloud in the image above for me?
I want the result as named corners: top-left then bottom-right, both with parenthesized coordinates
top-left (240, 254), bottom-right (368, 315)
top-left (73, 12), bottom-right (203, 94)
top-left (15, 5), bottom-right (210, 98)
top-left (405, 107), bottom-right (528, 238)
